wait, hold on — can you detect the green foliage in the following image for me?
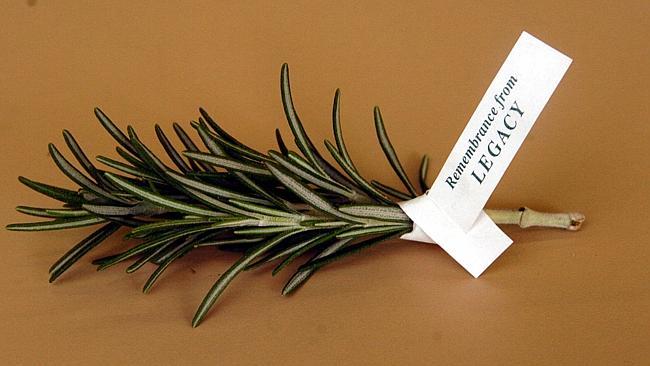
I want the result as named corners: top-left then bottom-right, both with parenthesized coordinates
top-left (7, 64), bottom-right (429, 327)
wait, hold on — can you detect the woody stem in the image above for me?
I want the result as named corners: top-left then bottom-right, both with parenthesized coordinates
top-left (486, 207), bottom-right (585, 231)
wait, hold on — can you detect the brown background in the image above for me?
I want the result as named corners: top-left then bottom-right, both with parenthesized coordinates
top-left (1, 1), bottom-right (648, 365)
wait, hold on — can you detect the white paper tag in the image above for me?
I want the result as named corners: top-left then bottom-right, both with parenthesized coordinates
top-left (399, 31), bottom-right (572, 277)
top-left (399, 196), bottom-right (512, 278)
top-left (429, 31), bottom-right (572, 232)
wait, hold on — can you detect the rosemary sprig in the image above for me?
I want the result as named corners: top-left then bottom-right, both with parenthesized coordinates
top-left (6, 64), bottom-right (584, 327)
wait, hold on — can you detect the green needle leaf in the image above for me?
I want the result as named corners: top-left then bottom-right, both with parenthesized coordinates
top-left (265, 163), bottom-right (360, 222)
top-left (165, 170), bottom-right (271, 206)
top-left (82, 202), bottom-right (169, 217)
top-left (338, 204), bottom-right (410, 222)
top-left (272, 229), bottom-right (344, 275)
top-left (128, 218), bottom-right (216, 238)
top-left (142, 241), bottom-right (193, 293)
top-left (173, 122), bottom-right (215, 172)
top-left (7, 216), bottom-right (106, 232)
top-left (44, 208), bottom-right (90, 218)
top-left (299, 229), bottom-right (407, 272)
top-left (269, 150), bottom-right (355, 199)
top-left (18, 176), bottom-right (84, 205)
top-left (373, 107), bottom-right (418, 197)
top-left (324, 140), bottom-right (393, 204)
top-left (246, 232), bottom-right (329, 270)
top-left (336, 225), bottom-right (409, 239)
top-left (282, 237), bottom-right (352, 295)
top-left (126, 239), bottom-right (181, 273)
top-left (275, 129), bottom-right (289, 156)
top-left (127, 126), bottom-right (175, 176)
top-left (184, 152), bottom-right (272, 176)
top-left (16, 206), bottom-right (88, 218)
top-left (196, 121), bottom-right (227, 157)
top-left (94, 107), bottom-right (139, 156)
top-left (196, 122), bottom-right (294, 210)
top-left (192, 230), bottom-right (300, 327)
top-left (280, 63), bottom-right (327, 176)
top-left (155, 124), bottom-right (191, 173)
top-left (97, 226), bottom-right (215, 270)
top-left (232, 172), bottom-right (293, 211)
top-left (194, 237), bottom-right (263, 248)
top-left (332, 89), bottom-right (355, 169)
top-left (228, 199), bottom-right (303, 220)
top-left (96, 155), bottom-right (163, 182)
top-left (63, 130), bottom-right (114, 188)
top-left (115, 146), bottom-right (148, 170)
top-left (233, 226), bottom-right (296, 235)
top-left (48, 223), bottom-right (120, 282)
top-left (286, 152), bottom-right (320, 175)
top-left (199, 108), bottom-right (258, 155)
top-left (49, 143), bottom-right (129, 204)
top-left (196, 124), bottom-right (272, 163)
top-left (370, 180), bottom-right (412, 201)
top-left (419, 154), bottom-right (430, 194)
top-left (104, 173), bottom-right (221, 217)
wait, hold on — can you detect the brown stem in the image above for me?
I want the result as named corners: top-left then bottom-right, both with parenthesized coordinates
top-left (486, 207), bottom-right (585, 231)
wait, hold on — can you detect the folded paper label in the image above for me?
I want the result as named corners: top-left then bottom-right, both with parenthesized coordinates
top-left (399, 31), bottom-right (572, 277)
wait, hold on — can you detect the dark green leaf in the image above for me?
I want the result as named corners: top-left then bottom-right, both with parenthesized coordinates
top-left (336, 225), bottom-right (409, 239)
top-left (49, 143), bottom-right (129, 204)
top-left (173, 123), bottom-right (215, 172)
top-left (194, 237), bottom-right (263, 248)
top-left (265, 163), bottom-right (360, 222)
top-left (374, 107), bottom-right (418, 197)
top-left (282, 237), bottom-right (352, 295)
top-left (16, 206), bottom-right (87, 218)
top-left (370, 180), bottom-right (412, 201)
top-left (228, 199), bottom-right (303, 220)
top-left (96, 155), bottom-right (163, 182)
top-left (165, 170), bottom-right (271, 206)
top-left (126, 238), bottom-right (181, 273)
top-left (63, 130), bottom-right (114, 188)
top-left (233, 226), bottom-right (296, 235)
top-left (196, 124), bottom-right (272, 163)
top-left (332, 89), bottom-right (355, 169)
top-left (94, 107), bottom-right (139, 156)
top-left (184, 152), bottom-right (271, 176)
top-left (48, 223), bottom-right (121, 282)
top-left (82, 202), bottom-right (169, 217)
top-left (286, 152), bottom-right (320, 175)
top-left (419, 154), bottom-right (430, 194)
top-left (338, 204), bottom-right (410, 222)
top-left (7, 216), bottom-right (106, 232)
top-left (324, 140), bottom-right (392, 204)
top-left (272, 229), bottom-right (344, 275)
top-left (196, 123), bottom-right (292, 210)
top-left (245, 232), bottom-right (327, 270)
top-left (280, 63), bottom-right (327, 176)
top-left (269, 150), bottom-right (355, 199)
top-left (104, 173), bottom-right (221, 217)
top-left (126, 127), bottom-right (172, 175)
top-left (97, 226), bottom-right (216, 270)
top-left (275, 129), bottom-right (289, 155)
top-left (155, 124), bottom-right (191, 173)
top-left (143, 241), bottom-right (193, 293)
top-left (128, 218), bottom-right (216, 237)
top-left (298, 229), bottom-right (407, 272)
top-left (192, 230), bottom-right (299, 327)
top-left (115, 146), bottom-right (147, 170)
top-left (199, 108), bottom-right (257, 155)
top-left (18, 176), bottom-right (84, 205)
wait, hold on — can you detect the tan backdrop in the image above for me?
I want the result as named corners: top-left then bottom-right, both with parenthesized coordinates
top-left (1, 1), bottom-right (648, 365)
